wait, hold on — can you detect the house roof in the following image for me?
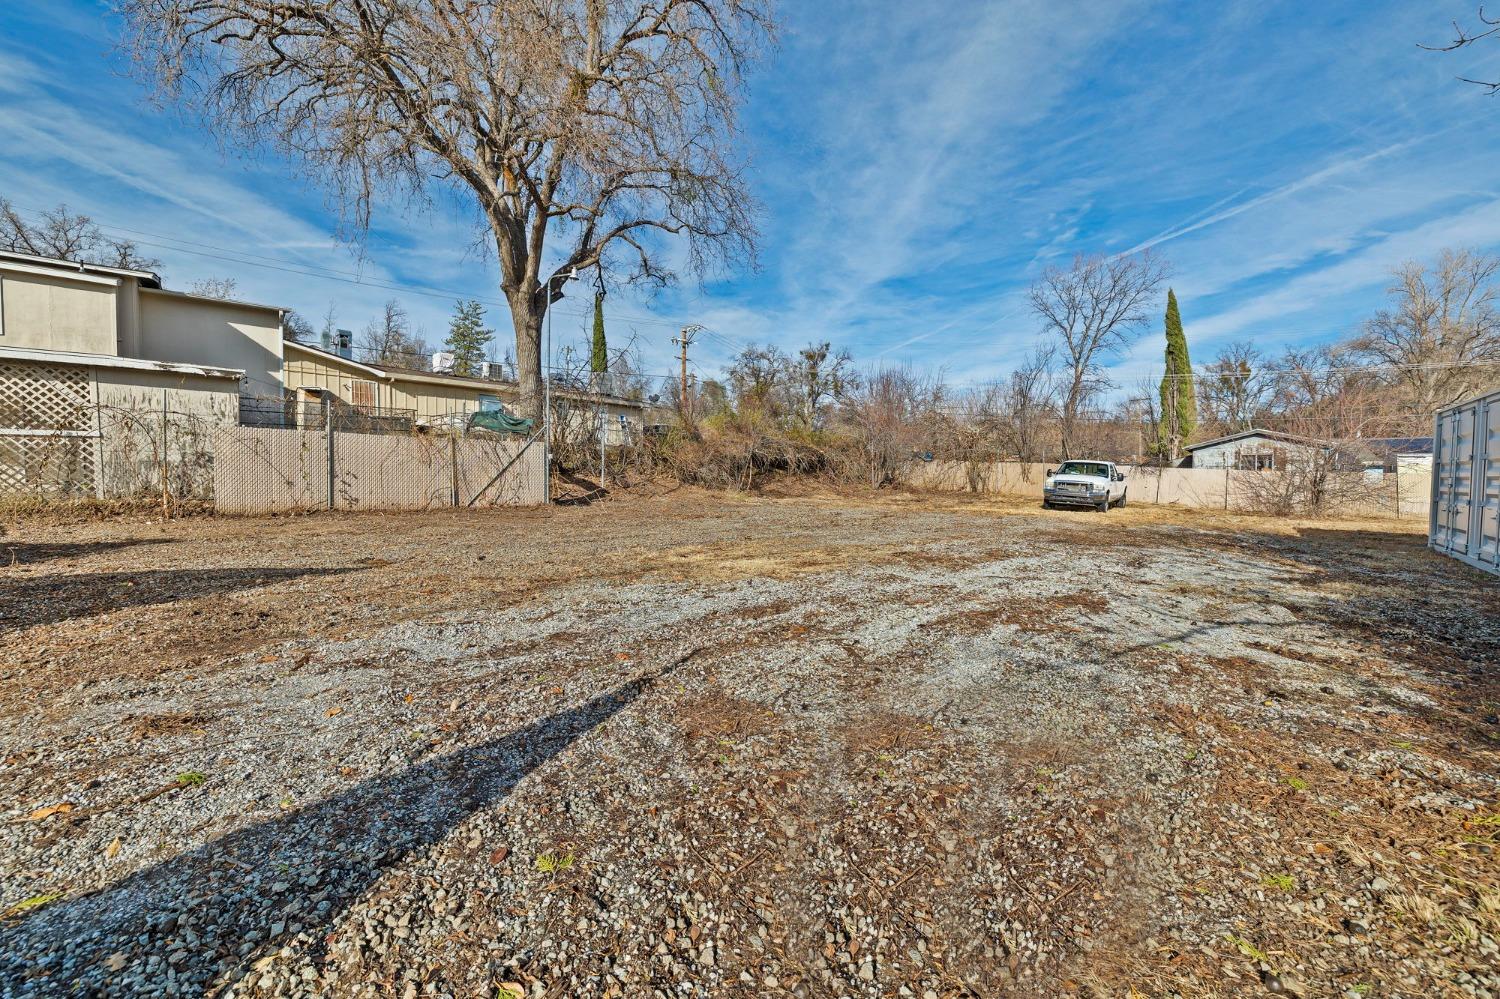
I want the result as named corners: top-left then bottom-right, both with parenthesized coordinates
top-left (140, 285), bottom-right (286, 316)
top-left (1361, 436), bottom-right (1434, 455)
top-left (1184, 428), bottom-right (1329, 452)
top-left (285, 339), bottom-right (649, 408)
top-left (0, 344), bottom-right (243, 379)
top-left (0, 248), bottom-right (162, 287)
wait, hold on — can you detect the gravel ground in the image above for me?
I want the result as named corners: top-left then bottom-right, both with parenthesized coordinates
top-left (1, 488), bottom-right (1497, 999)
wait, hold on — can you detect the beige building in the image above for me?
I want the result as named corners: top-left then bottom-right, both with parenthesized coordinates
top-left (283, 341), bottom-right (653, 444)
top-left (0, 249), bottom-right (287, 399)
top-left (0, 250), bottom-right (284, 497)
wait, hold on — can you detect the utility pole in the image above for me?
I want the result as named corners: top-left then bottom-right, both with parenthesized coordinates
top-left (673, 324), bottom-right (704, 425)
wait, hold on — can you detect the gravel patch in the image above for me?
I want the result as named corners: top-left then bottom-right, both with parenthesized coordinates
top-left (1, 491), bottom-right (1496, 997)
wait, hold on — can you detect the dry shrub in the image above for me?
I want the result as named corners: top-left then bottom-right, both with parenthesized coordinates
top-left (656, 412), bottom-right (857, 490)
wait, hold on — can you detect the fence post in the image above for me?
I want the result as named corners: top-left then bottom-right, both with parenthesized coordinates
top-left (450, 431), bottom-right (460, 507)
top-left (1224, 464), bottom-right (1230, 511)
top-left (1394, 462), bottom-right (1401, 519)
top-left (161, 387), bottom-right (170, 518)
top-left (325, 399), bottom-right (335, 510)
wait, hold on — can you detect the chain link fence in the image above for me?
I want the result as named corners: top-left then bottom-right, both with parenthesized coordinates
top-left (0, 363), bottom-right (546, 513)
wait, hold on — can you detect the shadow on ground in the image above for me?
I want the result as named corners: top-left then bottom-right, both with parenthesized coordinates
top-left (0, 567), bottom-right (355, 633)
top-left (0, 658), bottom-right (688, 995)
top-left (0, 538), bottom-right (174, 568)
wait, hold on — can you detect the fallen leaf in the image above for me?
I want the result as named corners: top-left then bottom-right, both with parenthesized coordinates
top-left (105, 837), bottom-right (121, 859)
top-left (497, 986), bottom-right (524, 999)
top-left (324, 706), bottom-right (343, 718)
top-left (258, 654), bottom-right (278, 664)
top-left (490, 846), bottom-right (510, 865)
top-left (403, 694), bottom-right (414, 703)
top-left (27, 803), bottom-right (73, 822)
top-left (549, 686), bottom-right (564, 695)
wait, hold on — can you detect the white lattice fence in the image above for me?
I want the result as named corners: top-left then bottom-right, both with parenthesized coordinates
top-left (0, 358), bottom-right (98, 496)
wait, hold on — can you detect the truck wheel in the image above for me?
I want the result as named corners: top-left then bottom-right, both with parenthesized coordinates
top-left (1042, 500), bottom-right (1052, 510)
top-left (1097, 497), bottom-right (1110, 513)
top-left (1117, 489), bottom-right (1127, 508)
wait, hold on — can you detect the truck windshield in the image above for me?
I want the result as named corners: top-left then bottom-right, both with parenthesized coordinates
top-left (1056, 461), bottom-right (1109, 478)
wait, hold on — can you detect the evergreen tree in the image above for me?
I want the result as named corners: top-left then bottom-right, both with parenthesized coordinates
top-left (590, 293), bottom-right (608, 375)
top-left (445, 299), bottom-right (494, 376)
top-left (1157, 289), bottom-right (1197, 457)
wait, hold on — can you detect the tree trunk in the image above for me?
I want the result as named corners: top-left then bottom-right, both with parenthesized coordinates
top-left (509, 295), bottom-right (545, 421)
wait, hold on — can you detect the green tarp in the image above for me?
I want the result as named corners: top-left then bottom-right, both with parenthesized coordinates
top-left (468, 409), bottom-right (535, 435)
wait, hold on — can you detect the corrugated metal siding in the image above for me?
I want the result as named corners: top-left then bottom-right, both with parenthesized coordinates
top-left (1429, 387), bottom-right (1500, 576)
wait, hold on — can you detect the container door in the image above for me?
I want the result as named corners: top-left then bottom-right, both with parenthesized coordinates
top-left (1431, 405), bottom-right (1476, 556)
top-left (1474, 397), bottom-right (1500, 568)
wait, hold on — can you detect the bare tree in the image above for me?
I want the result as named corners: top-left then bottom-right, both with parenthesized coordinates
top-left (1001, 345), bottom-right (1057, 465)
top-left (1424, 8), bottom-right (1500, 92)
top-left (188, 276), bottom-right (239, 299)
top-left (283, 309), bottom-right (316, 342)
top-left (361, 299), bottom-right (428, 367)
top-left (1029, 252), bottom-right (1168, 457)
top-left (791, 342), bottom-right (855, 430)
top-left (0, 198), bottom-right (160, 270)
top-left (1197, 341), bottom-right (1268, 436)
top-left (727, 343), bottom-right (792, 416)
top-left (120, 1), bottom-right (772, 419)
top-left (1352, 249), bottom-right (1500, 415)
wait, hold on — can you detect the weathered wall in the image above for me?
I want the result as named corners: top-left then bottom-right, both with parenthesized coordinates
top-left (138, 290), bottom-right (284, 399)
top-left (0, 268), bottom-right (118, 355)
top-left (94, 368), bottom-right (240, 499)
top-left (904, 460), bottom-right (1433, 519)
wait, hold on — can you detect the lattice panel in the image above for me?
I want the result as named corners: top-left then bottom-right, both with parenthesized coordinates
top-left (0, 359), bottom-right (93, 431)
top-left (0, 436), bottom-right (97, 496)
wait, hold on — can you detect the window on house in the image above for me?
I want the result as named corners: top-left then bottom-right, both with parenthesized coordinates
top-left (1235, 449), bottom-right (1275, 471)
top-left (350, 379), bottom-right (378, 411)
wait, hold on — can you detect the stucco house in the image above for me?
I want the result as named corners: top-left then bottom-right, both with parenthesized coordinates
top-left (282, 340), bottom-right (654, 444)
top-left (0, 249), bottom-right (287, 496)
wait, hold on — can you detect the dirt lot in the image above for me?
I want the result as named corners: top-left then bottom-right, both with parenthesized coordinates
top-left (1, 488), bottom-right (1497, 999)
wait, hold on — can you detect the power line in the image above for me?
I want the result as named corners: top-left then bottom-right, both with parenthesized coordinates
top-left (5, 202), bottom-right (699, 332)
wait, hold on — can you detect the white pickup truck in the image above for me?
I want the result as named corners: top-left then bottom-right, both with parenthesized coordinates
top-left (1042, 460), bottom-right (1128, 512)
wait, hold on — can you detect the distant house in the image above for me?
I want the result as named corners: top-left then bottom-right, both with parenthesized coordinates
top-left (1183, 429), bottom-right (1329, 470)
top-left (1358, 436), bottom-right (1434, 472)
top-left (281, 340), bottom-right (655, 443)
top-left (1184, 428), bottom-right (1434, 478)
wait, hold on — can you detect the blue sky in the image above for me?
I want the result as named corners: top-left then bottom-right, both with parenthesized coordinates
top-left (2, 1), bottom-right (1498, 396)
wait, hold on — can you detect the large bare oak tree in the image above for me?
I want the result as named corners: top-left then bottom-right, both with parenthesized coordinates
top-left (1029, 252), bottom-right (1167, 457)
top-left (118, 0), bottom-right (772, 418)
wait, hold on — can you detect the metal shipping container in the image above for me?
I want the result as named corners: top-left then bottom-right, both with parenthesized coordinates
top-left (1430, 386), bottom-right (1500, 575)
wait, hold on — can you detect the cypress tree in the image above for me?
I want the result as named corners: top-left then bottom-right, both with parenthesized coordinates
top-left (1158, 289), bottom-right (1197, 457)
top-left (590, 293), bottom-right (608, 374)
